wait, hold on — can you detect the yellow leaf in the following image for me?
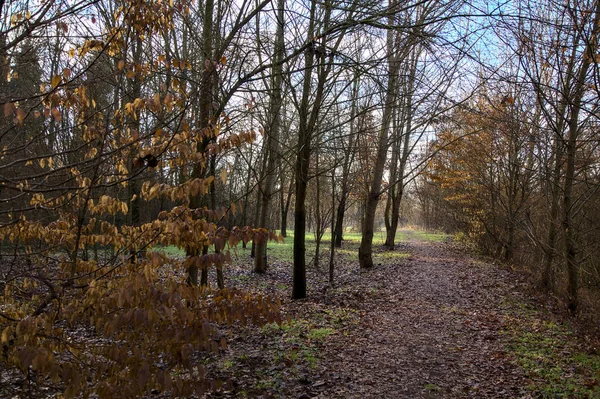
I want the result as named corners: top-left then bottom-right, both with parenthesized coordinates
top-left (51, 75), bottom-right (61, 89)
top-left (220, 56), bottom-right (227, 66)
top-left (220, 169), bottom-right (227, 185)
top-left (1, 327), bottom-right (11, 343)
top-left (133, 97), bottom-right (144, 109)
top-left (117, 59), bottom-right (125, 70)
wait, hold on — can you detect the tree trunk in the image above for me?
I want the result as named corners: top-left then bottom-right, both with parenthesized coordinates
top-left (293, 133), bottom-right (311, 298)
top-left (333, 193), bottom-right (347, 247)
top-left (562, 0), bottom-right (598, 312)
top-left (254, 0), bottom-right (284, 273)
top-left (385, 50), bottom-right (417, 250)
top-left (359, 8), bottom-right (399, 268)
top-left (384, 108), bottom-right (400, 249)
top-left (314, 148), bottom-right (322, 270)
top-left (329, 169), bottom-right (336, 286)
top-left (293, 0), bottom-right (320, 299)
top-left (292, 0), bottom-right (341, 298)
top-left (281, 175), bottom-right (293, 238)
top-left (128, 36), bottom-right (143, 230)
top-left (187, 0), bottom-right (214, 285)
top-left (541, 106), bottom-right (566, 290)
top-left (334, 75), bottom-right (359, 247)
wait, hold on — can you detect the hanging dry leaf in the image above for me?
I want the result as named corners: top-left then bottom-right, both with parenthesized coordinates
top-left (51, 107), bottom-right (62, 122)
top-left (51, 75), bottom-right (61, 89)
top-left (15, 108), bottom-right (26, 125)
top-left (4, 102), bottom-right (15, 117)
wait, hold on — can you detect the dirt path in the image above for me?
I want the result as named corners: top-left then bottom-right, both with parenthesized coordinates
top-left (315, 237), bottom-right (528, 398)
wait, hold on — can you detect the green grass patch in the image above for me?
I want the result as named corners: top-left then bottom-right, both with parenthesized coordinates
top-left (372, 250), bottom-right (410, 265)
top-left (259, 319), bottom-right (335, 372)
top-left (161, 229), bottom-right (424, 264)
top-left (150, 245), bottom-right (186, 257)
top-left (307, 327), bottom-right (334, 341)
top-left (411, 231), bottom-right (449, 242)
top-left (240, 230), bottom-right (405, 263)
top-left (502, 302), bottom-right (600, 397)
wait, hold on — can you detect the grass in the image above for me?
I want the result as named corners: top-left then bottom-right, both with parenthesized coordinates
top-left (501, 299), bottom-right (600, 397)
top-left (307, 327), bottom-right (334, 340)
top-left (410, 231), bottom-right (449, 242)
top-left (149, 245), bottom-right (186, 257)
top-left (229, 229), bottom-right (423, 263)
top-left (257, 319), bottom-right (335, 376)
top-left (150, 227), bottom-right (441, 265)
top-left (372, 250), bottom-right (411, 265)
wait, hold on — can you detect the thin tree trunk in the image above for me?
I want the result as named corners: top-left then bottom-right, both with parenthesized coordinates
top-left (329, 169), bottom-right (336, 286)
top-left (562, 0), bottom-right (598, 311)
top-left (334, 76), bottom-right (359, 247)
top-left (359, 6), bottom-right (399, 268)
top-left (254, 0), bottom-right (284, 273)
top-left (386, 50), bottom-right (417, 249)
top-left (292, 0), bottom-right (317, 299)
top-left (187, 0), bottom-right (214, 285)
top-left (293, 0), bottom-right (343, 298)
top-left (281, 176), bottom-right (293, 237)
top-left (542, 108), bottom-right (566, 290)
top-left (384, 108), bottom-right (400, 248)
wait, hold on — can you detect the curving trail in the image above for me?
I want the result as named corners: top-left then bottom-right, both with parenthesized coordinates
top-left (317, 234), bottom-right (528, 398)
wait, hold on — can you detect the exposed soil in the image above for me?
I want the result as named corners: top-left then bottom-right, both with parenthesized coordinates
top-left (210, 232), bottom-right (535, 398)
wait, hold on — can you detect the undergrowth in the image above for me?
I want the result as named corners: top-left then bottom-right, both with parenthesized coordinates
top-left (501, 299), bottom-right (600, 397)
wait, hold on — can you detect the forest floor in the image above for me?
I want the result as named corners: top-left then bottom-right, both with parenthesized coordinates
top-left (200, 229), bottom-right (600, 399)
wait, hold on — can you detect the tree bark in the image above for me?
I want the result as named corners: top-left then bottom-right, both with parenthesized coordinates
top-left (254, 0), bottom-right (285, 273)
top-left (329, 169), bottom-right (336, 285)
top-left (562, 0), bottom-right (599, 311)
top-left (334, 75), bottom-right (359, 247)
top-left (385, 50), bottom-right (417, 249)
top-left (292, 0), bottom-right (317, 299)
top-left (358, 5), bottom-right (399, 268)
top-left (280, 174), bottom-right (293, 237)
top-left (187, 0), bottom-right (215, 285)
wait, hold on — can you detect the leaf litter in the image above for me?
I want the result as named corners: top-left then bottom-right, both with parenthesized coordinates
top-left (198, 231), bottom-right (600, 398)
top-left (192, 234), bottom-right (541, 398)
